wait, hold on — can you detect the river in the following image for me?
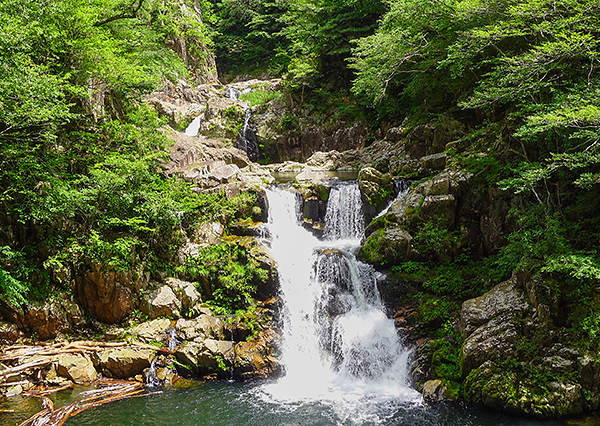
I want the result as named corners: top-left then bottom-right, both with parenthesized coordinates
top-left (4, 182), bottom-right (594, 425)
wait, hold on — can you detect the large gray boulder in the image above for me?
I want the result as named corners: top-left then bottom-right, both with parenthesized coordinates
top-left (460, 278), bottom-right (530, 337)
top-left (97, 348), bottom-right (154, 379)
top-left (57, 354), bottom-right (98, 384)
top-left (174, 339), bottom-right (233, 376)
top-left (140, 284), bottom-right (182, 319)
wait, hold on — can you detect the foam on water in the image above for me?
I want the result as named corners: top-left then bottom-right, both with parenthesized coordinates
top-left (258, 183), bottom-right (421, 423)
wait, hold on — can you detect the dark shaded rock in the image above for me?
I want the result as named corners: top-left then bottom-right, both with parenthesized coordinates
top-left (75, 263), bottom-right (148, 324)
top-left (0, 297), bottom-right (84, 340)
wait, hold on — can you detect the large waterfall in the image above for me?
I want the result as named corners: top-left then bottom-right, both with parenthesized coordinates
top-left (260, 182), bottom-right (421, 421)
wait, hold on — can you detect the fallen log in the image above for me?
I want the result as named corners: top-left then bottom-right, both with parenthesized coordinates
top-left (0, 359), bottom-right (51, 378)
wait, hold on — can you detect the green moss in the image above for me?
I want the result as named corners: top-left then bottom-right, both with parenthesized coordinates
top-left (358, 228), bottom-right (398, 267)
top-left (431, 339), bottom-right (462, 381)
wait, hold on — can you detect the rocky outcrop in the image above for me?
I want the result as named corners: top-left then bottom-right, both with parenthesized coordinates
top-left (358, 167), bottom-right (394, 208)
top-left (459, 273), bottom-right (600, 417)
top-left (233, 328), bottom-right (281, 380)
top-left (0, 296), bottom-right (85, 340)
top-left (166, 278), bottom-right (202, 314)
top-left (165, 0), bottom-right (218, 85)
top-left (359, 170), bottom-right (469, 267)
top-left (130, 318), bottom-right (173, 343)
top-left (263, 124), bottom-right (368, 163)
top-left (75, 263), bottom-right (149, 324)
top-left (175, 339), bottom-right (233, 377)
top-left (175, 315), bottom-right (225, 342)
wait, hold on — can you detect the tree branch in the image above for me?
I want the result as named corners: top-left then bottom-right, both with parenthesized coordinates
top-left (93, 0), bottom-right (145, 27)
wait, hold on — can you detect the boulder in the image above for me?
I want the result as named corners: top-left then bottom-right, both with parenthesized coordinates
top-left (233, 329), bottom-right (280, 380)
top-left (166, 278), bottom-right (202, 313)
top-left (419, 152), bottom-right (447, 172)
top-left (422, 379), bottom-right (443, 401)
top-left (460, 277), bottom-right (530, 337)
top-left (358, 167), bottom-right (394, 207)
top-left (140, 284), bottom-right (182, 319)
top-left (56, 354), bottom-right (97, 384)
top-left (461, 313), bottom-right (522, 374)
top-left (129, 318), bottom-right (173, 343)
top-left (175, 315), bottom-right (225, 341)
top-left (305, 150), bottom-right (344, 170)
top-left (174, 339), bottom-right (233, 376)
top-left (98, 348), bottom-right (154, 379)
top-left (358, 227), bottom-right (416, 267)
top-left (464, 361), bottom-right (586, 417)
top-left (420, 195), bottom-right (456, 228)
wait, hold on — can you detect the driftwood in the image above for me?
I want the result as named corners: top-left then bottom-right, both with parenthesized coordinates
top-left (18, 379), bottom-right (149, 426)
top-left (0, 359), bottom-right (52, 378)
top-left (1, 340), bottom-right (170, 425)
top-left (1, 340), bottom-right (169, 362)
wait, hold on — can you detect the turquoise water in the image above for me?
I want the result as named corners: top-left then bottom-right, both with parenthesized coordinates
top-left (3, 381), bottom-right (596, 426)
top-left (59, 381), bottom-right (581, 426)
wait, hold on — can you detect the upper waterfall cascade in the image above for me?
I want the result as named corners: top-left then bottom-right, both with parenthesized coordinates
top-left (260, 181), bottom-right (420, 420)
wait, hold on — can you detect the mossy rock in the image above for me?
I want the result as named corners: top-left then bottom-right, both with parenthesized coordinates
top-left (464, 360), bottom-right (586, 418)
top-left (358, 227), bottom-right (415, 267)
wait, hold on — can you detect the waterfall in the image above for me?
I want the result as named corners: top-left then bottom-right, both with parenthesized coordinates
top-left (235, 108), bottom-right (260, 162)
top-left (324, 182), bottom-right (365, 242)
top-left (260, 182), bottom-right (420, 417)
top-left (184, 115), bottom-right (202, 137)
top-left (374, 178), bottom-right (413, 220)
top-left (145, 358), bottom-right (161, 388)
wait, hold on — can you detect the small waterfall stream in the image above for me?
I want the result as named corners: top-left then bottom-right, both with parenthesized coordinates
top-left (236, 108), bottom-right (260, 161)
top-left (184, 115), bottom-right (203, 137)
top-left (260, 182), bottom-right (421, 421)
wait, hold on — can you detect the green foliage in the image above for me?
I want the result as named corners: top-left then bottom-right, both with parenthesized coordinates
top-left (210, 0), bottom-right (291, 77)
top-left (279, 113), bottom-right (299, 131)
top-left (430, 338), bottom-right (463, 382)
top-left (176, 242), bottom-right (268, 314)
top-left (496, 206), bottom-right (570, 273)
top-left (0, 268), bottom-right (28, 305)
top-left (283, 0), bottom-right (386, 87)
top-left (239, 89), bottom-right (282, 106)
top-left (418, 297), bottom-right (456, 329)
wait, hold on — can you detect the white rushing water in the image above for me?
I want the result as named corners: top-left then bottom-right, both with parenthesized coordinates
top-left (260, 182), bottom-right (421, 422)
top-left (184, 115), bottom-right (202, 137)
